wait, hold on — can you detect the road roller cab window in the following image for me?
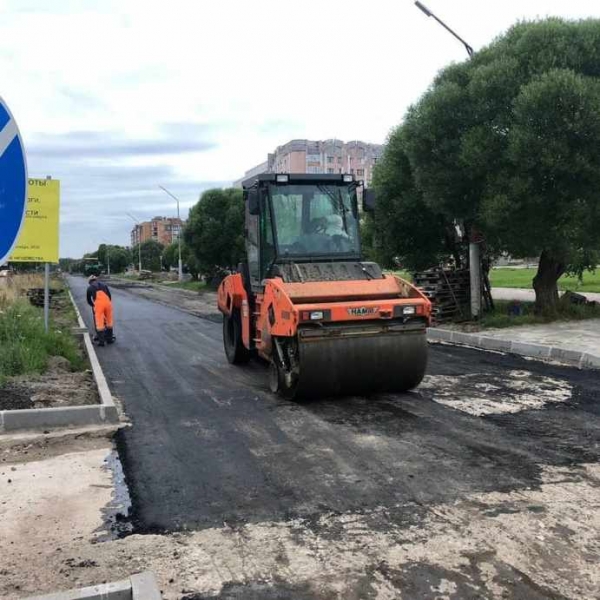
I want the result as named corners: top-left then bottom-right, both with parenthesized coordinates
top-left (269, 184), bottom-right (360, 259)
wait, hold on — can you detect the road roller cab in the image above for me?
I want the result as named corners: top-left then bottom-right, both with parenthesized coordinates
top-left (217, 173), bottom-right (431, 399)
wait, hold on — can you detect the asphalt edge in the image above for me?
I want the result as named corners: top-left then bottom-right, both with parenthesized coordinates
top-left (427, 327), bottom-right (600, 370)
top-left (24, 570), bottom-right (161, 599)
top-left (0, 284), bottom-right (120, 434)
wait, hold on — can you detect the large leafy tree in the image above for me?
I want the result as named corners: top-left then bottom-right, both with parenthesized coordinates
top-left (379, 18), bottom-right (600, 312)
top-left (371, 129), bottom-right (454, 271)
top-left (97, 244), bottom-right (131, 274)
top-left (132, 240), bottom-right (164, 272)
top-left (161, 241), bottom-right (201, 279)
top-left (161, 242), bottom-right (182, 270)
top-left (184, 188), bottom-right (245, 279)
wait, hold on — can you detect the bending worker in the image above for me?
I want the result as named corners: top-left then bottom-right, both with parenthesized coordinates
top-left (86, 275), bottom-right (115, 346)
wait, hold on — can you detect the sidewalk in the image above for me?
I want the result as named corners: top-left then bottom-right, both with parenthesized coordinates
top-left (430, 318), bottom-right (600, 370)
top-left (483, 318), bottom-right (600, 358)
top-left (492, 287), bottom-right (600, 303)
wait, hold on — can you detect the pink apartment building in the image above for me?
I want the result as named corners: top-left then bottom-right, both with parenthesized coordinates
top-left (235, 139), bottom-right (383, 187)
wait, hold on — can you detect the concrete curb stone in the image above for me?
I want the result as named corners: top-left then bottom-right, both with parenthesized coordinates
top-left (510, 341), bottom-right (552, 360)
top-left (581, 353), bottom-right (600, 369)
top-left (427, 327), bottom-right (599, 370)
top-left (478, 337), bottom-right (512, 352)
top-left (0, 285), bottom-right (120, 433)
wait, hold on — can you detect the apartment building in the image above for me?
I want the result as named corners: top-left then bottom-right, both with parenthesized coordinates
top-left (234, 139), bottom-right (384, 187)
top-left (130, 216), bottom-right (184, 247)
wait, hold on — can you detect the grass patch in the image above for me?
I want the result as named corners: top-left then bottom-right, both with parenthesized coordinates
top-left (163, 280), bottom-right (208, 292)
top-left (386, 270), bottom-right (413, 281)
top-left (0, 281), bottom-right (85, 384)
top-left (490, 268), bottom-right (600, 293)
top-left (479, 299), bottom-right (600, 329)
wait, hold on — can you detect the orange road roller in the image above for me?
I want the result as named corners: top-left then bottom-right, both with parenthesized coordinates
top-left (217, 173), bottom-right (431, 399)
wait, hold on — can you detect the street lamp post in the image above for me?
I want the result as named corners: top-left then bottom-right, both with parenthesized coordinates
top-left (414, 2), bottom-right (474, 57)
top-left (158, 185), bottom-right (183, 282)
top-left (414, 1), bottom-right (481, 318)
top-left (127, 213), bottom-right (143, 272)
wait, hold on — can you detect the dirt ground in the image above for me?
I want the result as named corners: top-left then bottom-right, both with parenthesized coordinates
top-left (0, 355), bottom-right (98, 412)
top-left (0, 429), bottom-right (598, 600)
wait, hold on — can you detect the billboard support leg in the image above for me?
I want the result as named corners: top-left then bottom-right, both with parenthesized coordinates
top-left (44, 263), bottom-right (49, 332)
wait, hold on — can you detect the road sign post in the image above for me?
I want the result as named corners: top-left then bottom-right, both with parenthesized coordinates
top-left (44, 263), bottom-right (50, 332)
top-left (0, 97), bottom-right (28, 266)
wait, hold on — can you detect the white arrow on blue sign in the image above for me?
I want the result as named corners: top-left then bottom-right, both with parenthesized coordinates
top-left (0, 97), bottom-right (28, 266)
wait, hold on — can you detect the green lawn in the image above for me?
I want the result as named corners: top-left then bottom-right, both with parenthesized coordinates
top-left (490, 268), bottom-right (600, 293)
top-left (387, 270), bottom-right (412, 281)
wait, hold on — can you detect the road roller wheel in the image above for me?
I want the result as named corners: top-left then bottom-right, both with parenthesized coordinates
top-left (223, 310), bottom-right (250, 364)
top-left (268, 361), bottom-right (280, 394)
top-left (269, 359), bottom-right (300, 400)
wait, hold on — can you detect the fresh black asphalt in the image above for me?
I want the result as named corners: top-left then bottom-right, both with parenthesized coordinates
top-left (68, 276), bottom-right (600, 535)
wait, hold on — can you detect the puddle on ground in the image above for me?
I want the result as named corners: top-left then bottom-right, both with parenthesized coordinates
top-left (420, 370), bottom-right (572, 416)
top-left (97, 448), bottom-right (133, 540)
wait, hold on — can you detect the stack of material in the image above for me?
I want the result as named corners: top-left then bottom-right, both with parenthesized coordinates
top-left (26, 287), bottom-right (62, 308)
top-left (412, 269), bottom-right (470, 325)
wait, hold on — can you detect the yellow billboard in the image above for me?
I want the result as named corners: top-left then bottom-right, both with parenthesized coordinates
top-left (10, 178), bottom-right (60, 263)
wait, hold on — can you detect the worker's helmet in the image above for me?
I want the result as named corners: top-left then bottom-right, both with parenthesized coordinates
top-left (88, 274), bottom-right (97, 283)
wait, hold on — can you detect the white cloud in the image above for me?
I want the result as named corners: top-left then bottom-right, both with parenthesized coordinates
top-left (1, 0), bottom-right (599, 256)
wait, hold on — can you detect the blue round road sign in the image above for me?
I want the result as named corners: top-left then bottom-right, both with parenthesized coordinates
top-left (0, 97), bottom-right (27, 266)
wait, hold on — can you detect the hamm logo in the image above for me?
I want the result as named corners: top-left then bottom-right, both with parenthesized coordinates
top-left (348, 306), bottom-right (378, 317)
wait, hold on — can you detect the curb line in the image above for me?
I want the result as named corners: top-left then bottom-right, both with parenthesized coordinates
top-left (427, 328), bottom-right (600, 370)
top-left (0, 285), bottom-right (120, 434)
top-left (24, 570), bottom-right (161, 599)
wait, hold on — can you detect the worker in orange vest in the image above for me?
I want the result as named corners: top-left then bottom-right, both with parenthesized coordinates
top-left (86, 275), bottom-right (115, 346)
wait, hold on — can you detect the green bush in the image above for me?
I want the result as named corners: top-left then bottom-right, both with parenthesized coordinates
top-left (0, 300), bottom-right (84, 381)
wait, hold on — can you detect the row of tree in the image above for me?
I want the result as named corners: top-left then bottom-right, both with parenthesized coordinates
top-left (68, 241), bottom-right (186, 275)
top-left (368, 18), bottom-right (600, 312)
top-left (66, 187), bottom-right (244, 280)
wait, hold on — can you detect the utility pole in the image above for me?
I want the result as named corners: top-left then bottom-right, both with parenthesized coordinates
top-left (414, 1), bottom-right (481, 318)
top-left (158, 185), bottom-right (184, 282)
top-left (127, 213), bottom-right (143, 272)
top-left (102, 239), bottom-right (111, 276)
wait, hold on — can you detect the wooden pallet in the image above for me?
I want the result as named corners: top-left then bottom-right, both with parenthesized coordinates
top-left (413, 269), bottom-right (470, 325)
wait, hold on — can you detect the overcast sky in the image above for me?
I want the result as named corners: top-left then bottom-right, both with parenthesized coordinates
top-left (2, 0), bottom-right (599, 257)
